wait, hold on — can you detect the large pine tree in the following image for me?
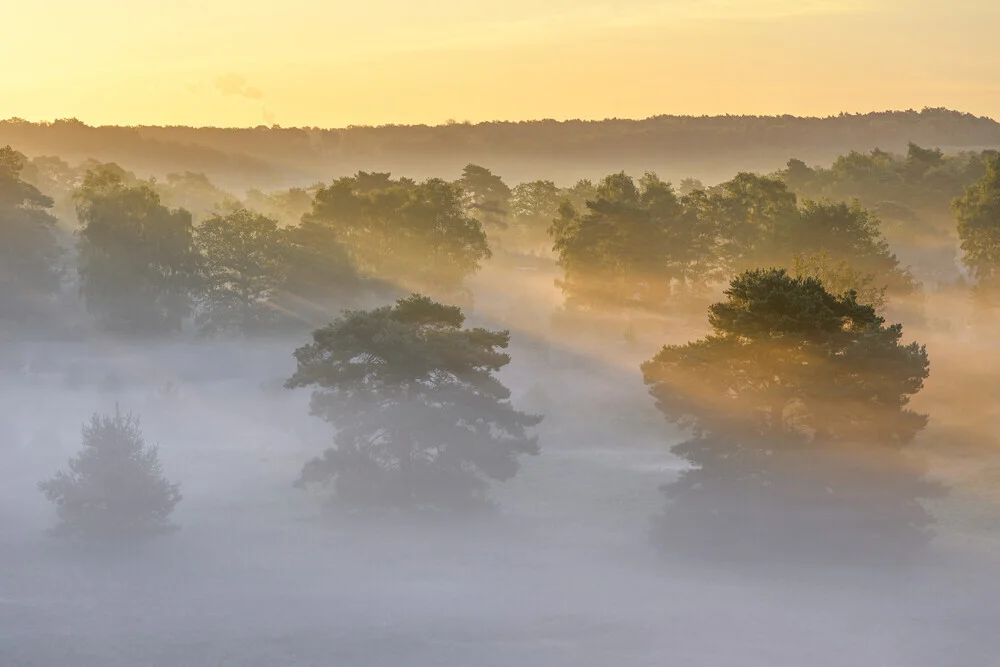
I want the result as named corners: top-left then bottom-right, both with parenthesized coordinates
top-left (286, 294), bottom-right (541, 510)
top-left (641, 269), bottom-right (936, 562)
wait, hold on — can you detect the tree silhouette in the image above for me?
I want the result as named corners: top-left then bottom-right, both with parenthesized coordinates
top-left (76, 167), bottom-right (200, 334)
top-left (287, 294), bottom-right (541, 510)
top-left (195, 208), bottom-right (286, 335)
top-left (641, 269), bottom-right (936, 562)
top-left (39, 407), bottom-right (181, 539)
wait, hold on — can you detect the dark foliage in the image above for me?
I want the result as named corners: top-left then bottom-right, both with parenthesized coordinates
top-left (76, 167), bottom-right (200, 334)
top-left (641, 269), bottom-right (936, 563)
top-left (286, 294), bottom-right (541, 511)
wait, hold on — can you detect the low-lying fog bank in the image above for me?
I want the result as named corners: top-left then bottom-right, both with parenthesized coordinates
top-left (2, 337), bottom-right (998, 667)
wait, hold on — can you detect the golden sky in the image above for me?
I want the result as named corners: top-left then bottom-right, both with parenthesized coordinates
top-left (3, 0), bottom-right (998, 127)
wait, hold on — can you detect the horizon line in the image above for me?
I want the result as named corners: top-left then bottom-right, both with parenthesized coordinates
top-left (1, 107), bottom-right (996, 133)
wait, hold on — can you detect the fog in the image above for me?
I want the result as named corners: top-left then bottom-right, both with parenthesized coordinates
top-left (3, 134), bottom-right (1000, 667)
top-left (1, 284), bottom-right (997, 667)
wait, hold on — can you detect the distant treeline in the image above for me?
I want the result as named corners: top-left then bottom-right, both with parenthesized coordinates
top-left (2, 108), bottom-right (999, 189)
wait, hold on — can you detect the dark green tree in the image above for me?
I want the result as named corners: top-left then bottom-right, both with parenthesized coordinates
top-left (39, 407), bottom-right (181, 539)
top-left (457, 164), bottom-right (511, 232)
top-left (195, 208), bottom-right (286, 335)
top-left (954, 154), bottom-right (1000, 303)
top-left (0, 146), bottom-right (63, 326)
top-left (696, 172), bottom-right (800, 271)
top-left (286, 294), bottom-right (541, 510)
top-left (76, 168), bottom-right (200, 334)
top-left (641, 269), bottom-right (935, 562)
top-left (550, 172), bottom-right (715, 311)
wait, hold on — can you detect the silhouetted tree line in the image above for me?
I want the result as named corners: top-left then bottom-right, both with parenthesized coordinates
top-left (1, 150), bottom-right (501, 337)
top-left (8, 136), bottom-right (1000, 340)
top-left (549, 171), bottom-right (914, 314)
top-left (4, 108), bottom-right (999, 188)
top-left (781, 143), bottom-right (998, 230)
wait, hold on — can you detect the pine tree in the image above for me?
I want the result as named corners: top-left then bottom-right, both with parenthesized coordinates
top-left (641, 269), bottom-right (936, 563)
top-left (286, 294), bottom-right (541, 510)
top-left (39, 407), bottom-right (181, 538)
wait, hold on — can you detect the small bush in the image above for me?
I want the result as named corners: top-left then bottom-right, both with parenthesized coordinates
top-left (39, 407), bottom-right (181, 539)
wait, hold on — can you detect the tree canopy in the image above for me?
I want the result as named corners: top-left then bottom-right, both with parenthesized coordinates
top-left (641, 268), bottom-right (934, 560)
top-left (305, 173), bottom-right (491, 297)
top-left (457, 164), bottom-right (511, 232)
top-left (286, 294), bottom-right (541, 510)
top-left (954, 154), bottom-right (1000, 301)
top-left (550, 172), bottom-right (715, 311)
top-left (76, 167), bottom-right (200, 334)
top-left (0, 145), bottom-right (63, 326)
top-left (195, 208), bottom-right (286, 335)
top-left (550, 169), bottom-right (910, 314)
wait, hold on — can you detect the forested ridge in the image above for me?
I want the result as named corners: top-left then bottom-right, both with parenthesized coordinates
top-left (3, 108), bottom-right (998, 189)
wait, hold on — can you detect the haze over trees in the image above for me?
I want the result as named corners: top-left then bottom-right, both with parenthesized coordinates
top-left (457, 164), bottom-right (511, 232)
top-left (641, 269), bottom-right (934, 560)
top-left (3, 109), bottom-right (999, 188)
top-left (3, 108), bottom-right (1000, 666)
top-left (0, 145), bottom-right (63, 328)
top-left (550, 170), bottom-right (910, 316)
top-left (550, 172), bottom-right (714, 311)
top-left (954, 154), bottom-right (1000, 305)
top-left (305, 172), bottom-right (491, 298)
top-left (287, 294), bottom-right (541, 510)
top-left (76, 167), bottom-right (200, 334)
top-left (195, 208), bottom-right (286, 335)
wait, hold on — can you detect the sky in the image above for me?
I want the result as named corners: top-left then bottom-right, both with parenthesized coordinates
top-left (3, 0), bottom-right (999, 128)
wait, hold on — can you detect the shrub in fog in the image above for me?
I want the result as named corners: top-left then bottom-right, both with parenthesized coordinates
top-left (641, 268), bottom-right (937, 562)
top-left (287, 294), bottom-right (541, 510)
top-left (38, 407), bottom-right (181, 538)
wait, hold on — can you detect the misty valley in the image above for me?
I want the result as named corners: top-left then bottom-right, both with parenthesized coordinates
top-left (2, 116), bottom-right (1000, 666)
